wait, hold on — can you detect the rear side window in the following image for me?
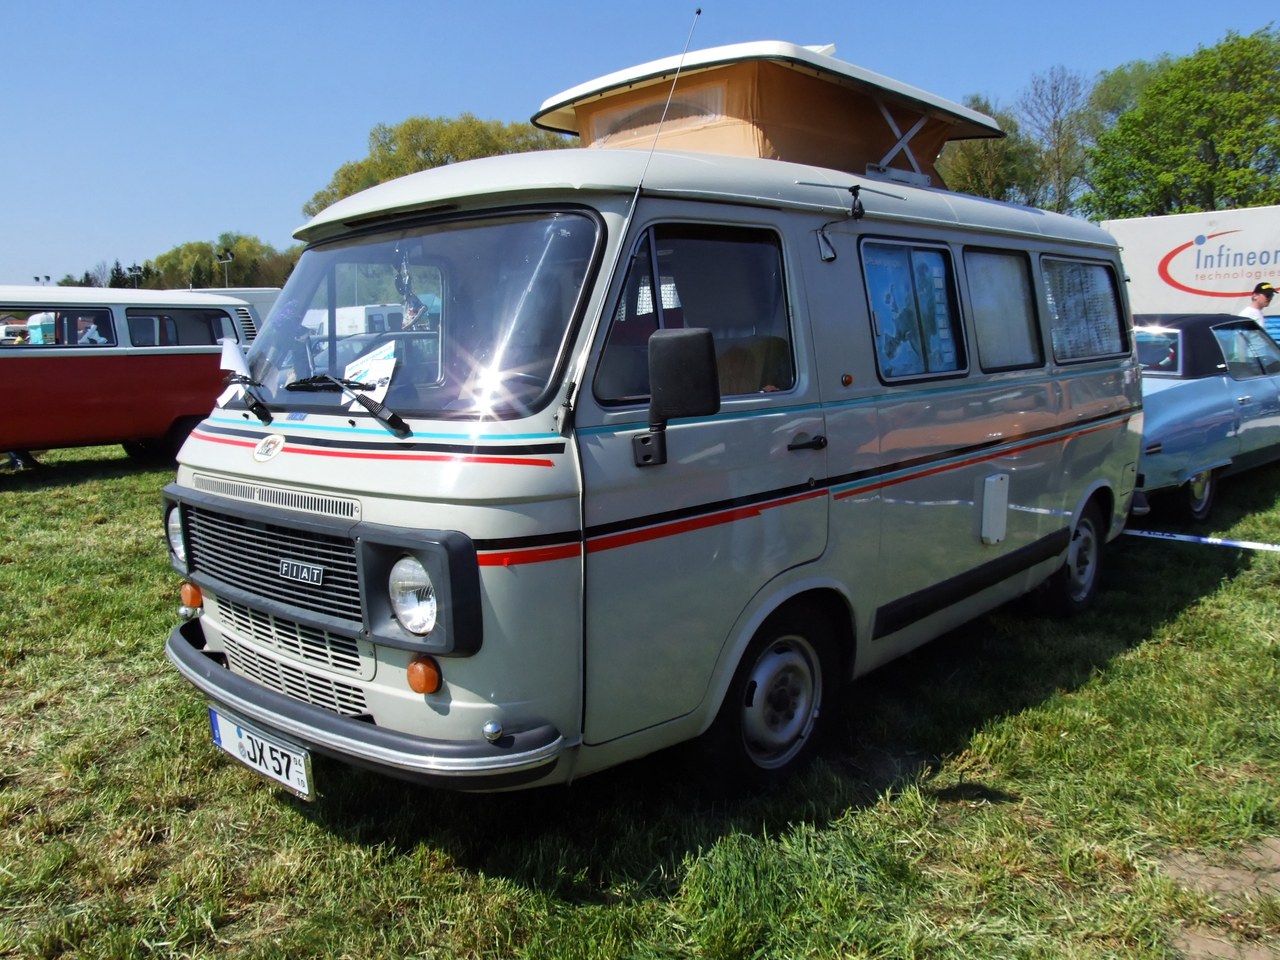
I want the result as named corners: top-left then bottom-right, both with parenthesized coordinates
top-left (0, 306), bottom-right (114, 346)
top-left (965, 249), bottom-right (1043, 371)
top-left (862, 240), bottom-right (965, 380)
top-left (595, 223), bottom-right (794, 403)
top-left (1212, 323), bottom-right (1280, 379)
top-left (1042, 258), bottom-right (1126, 361)
top-left (126, 308), bottom-right (238, 346)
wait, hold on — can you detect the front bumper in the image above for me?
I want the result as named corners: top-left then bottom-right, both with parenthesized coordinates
top-left (166, 619), bottom-right (570, 790)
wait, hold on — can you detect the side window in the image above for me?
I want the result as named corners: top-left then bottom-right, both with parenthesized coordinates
top-left (0, 308), bottom-right (113, 345)
top-left (126, 308), bottom-right (237, 346)
top-left (595, 223), bottom-right (794, 403)
top-left (0, 309), bottom-right (38, 345)
top-left (1042, 258), bottom-right (1126, 361)
top-left (1135, 329), bottom-right (1182, 374)
top-left (69, 309), bottom-right (115, 346)
top-left (128, 314), bottom-right (161, 346)
top-left (1213, 324), bottom-right (1280, 379)
top-left (965, 249), bottom-right (1043, 371)
top-left (863, 240), bottom-right (965, 380)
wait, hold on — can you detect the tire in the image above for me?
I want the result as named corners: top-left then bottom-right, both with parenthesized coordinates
top-left (1184, 470), bottom-right (1215, 522)
top-left (702, 607), bottom-right (837, 788)
top-left (1045, 501), bottom-right (1106, 616)
top-left (122, 440), bottom-right (169, 462)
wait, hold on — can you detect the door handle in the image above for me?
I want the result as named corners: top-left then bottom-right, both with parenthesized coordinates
top-left (1238, 395), bottom-right (1252, 405)
top-left (787, 434), bottom-right (828, 451)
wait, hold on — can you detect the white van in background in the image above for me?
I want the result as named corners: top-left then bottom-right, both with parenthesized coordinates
top-left (161, 42), bottom-right (1141, 798)
top-left (187, 287), bottom-right (281, 339)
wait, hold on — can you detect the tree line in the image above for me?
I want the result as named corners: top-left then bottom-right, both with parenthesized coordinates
top-left (57, 26), bottom-right (1278, 288)
top-left (937, 25), bottom-right (1279, 216)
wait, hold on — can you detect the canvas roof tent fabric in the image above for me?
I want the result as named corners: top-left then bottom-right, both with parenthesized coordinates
top-left (532, 41), bottom-right (1004, 188)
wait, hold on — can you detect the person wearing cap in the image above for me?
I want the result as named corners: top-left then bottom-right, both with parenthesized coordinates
top-left (1239, 281), bottom-right (1276, 322)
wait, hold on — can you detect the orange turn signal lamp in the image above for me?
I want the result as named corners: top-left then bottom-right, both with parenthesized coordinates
top-left (407, 655), bottom-right (442, 695)
top-left (178, 581), bottom-right (204, 620)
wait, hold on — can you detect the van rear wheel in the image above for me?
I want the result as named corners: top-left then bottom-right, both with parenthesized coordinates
top-left (703, 607), bottom-right (836, 787)
top-left (1045, 501), bottom-right (1105, 616)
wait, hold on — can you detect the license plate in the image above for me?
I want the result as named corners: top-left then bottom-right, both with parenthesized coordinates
top-left (208, 707), bottom-right (313, 799)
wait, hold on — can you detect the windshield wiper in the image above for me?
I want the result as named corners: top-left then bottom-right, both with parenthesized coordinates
top-left (224, 373), bottom-right (273, 425)
top-left (285, 374), bottom-right (411, 439)
top-left (285, 375), bottom-right (373, 392)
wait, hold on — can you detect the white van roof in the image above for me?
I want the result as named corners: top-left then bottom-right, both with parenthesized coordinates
top-left (296, 147), bottom-right (1112, 251)
top-left (0, 285), bottom-right (258, 307)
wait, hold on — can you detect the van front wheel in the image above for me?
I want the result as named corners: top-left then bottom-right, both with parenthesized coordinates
top-left (704, 608), bottom-right (836, 787)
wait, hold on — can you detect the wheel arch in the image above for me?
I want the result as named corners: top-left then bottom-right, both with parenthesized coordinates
top-left (1072, 480), bottom-right (1119, 542)
top-left (698, 581), bottom-right (856, 737)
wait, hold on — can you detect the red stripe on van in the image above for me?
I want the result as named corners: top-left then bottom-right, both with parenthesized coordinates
top-left (833, 417), bottom-right (1131, 500)
top-left (189, 428), bottom-right (555, 468)
top-left (476, 543), bottom-right (583, 566)
top-left (586, 489), bottom-right (826, 553)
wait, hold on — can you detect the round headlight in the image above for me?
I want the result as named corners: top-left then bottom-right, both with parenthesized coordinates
top-left (389, 556), bottom-right (437, 635)
top-left (166, 507), bottom-right (187, 566)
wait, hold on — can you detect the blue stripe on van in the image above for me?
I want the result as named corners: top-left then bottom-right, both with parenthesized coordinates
top-left (203, 412), bottom-right (562, 443)
top-left (196, 419), bottom-right (566, 457)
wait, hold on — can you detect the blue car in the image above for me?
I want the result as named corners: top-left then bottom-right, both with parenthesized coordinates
top-left (1134, 313), bottom-right (1280, 520)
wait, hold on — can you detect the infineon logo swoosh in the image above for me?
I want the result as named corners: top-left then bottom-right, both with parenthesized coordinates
top-left (1156, 229), bottom-right (1262, 298)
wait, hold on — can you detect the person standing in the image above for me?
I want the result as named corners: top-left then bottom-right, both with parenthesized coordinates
top-left (1239, 281), bottom-right (1275, 322)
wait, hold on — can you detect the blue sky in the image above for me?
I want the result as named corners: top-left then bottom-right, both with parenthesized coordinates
top-left (0, 0), bottom-right (1272, 286)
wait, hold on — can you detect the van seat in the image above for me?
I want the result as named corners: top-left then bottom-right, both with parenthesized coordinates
top-left (717, 336), bottom-right (790, 394)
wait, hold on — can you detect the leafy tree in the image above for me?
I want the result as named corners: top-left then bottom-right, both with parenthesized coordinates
top-left (304, 113), bottom-right (570, 217)
top-left (1083, 56), bottom-right (1173, 143)
top-left (937, 96), bottom-right (1043, 204)
top-left (149, 235), bottom-right (301, 289)
top-left (1081, 26), bottom-right (1280, 218)
top-left (57, 271), bottom-right (98, 287)
top-left (152, 242), bottom-right (220, 289)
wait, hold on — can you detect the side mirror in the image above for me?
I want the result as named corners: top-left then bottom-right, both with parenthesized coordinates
top-left (634, 328), bottom-right (720, 467)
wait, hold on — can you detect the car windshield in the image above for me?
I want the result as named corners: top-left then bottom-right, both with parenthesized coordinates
top-left (245, 210), bottom-right (598, 419)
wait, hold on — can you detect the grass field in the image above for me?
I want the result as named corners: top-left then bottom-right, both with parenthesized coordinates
top-left (1, 446), bottom-right (1278, 959)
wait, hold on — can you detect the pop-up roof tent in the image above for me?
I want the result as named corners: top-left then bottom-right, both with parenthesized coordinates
top-left (532, 41), bottom-right (1004, 189)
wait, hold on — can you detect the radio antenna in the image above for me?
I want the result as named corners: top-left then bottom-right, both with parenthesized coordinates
top-left (560, 9), bottom-right (703, 427)
top-left (637, 7), bottom-right (702, 188)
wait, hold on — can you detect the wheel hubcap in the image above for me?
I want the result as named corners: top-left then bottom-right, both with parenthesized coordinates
top-left (1066, 519), bottom-right (1098, 602)
top-left (1188, 472), bottom-right (1211, 510)
top-left (741, 638), bottom-right (821, 769)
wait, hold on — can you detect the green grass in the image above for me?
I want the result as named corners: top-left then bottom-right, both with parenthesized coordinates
top-left (2, 446), bottom-right (1279, 958)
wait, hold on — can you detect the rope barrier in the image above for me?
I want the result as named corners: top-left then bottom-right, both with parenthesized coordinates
top-left (1122, 527), bottom-right (1280, 553)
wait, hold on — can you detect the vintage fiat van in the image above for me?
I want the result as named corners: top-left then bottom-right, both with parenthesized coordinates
top-left (0, 286), bottom-right (261, 460)
top-left (162, 42), bottom-right (1141, 797)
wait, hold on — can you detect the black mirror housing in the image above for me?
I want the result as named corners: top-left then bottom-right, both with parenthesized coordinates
top-left (648, 328), bottom-right (720, 427)
top-left (634, 328), bottom-right (720, 467)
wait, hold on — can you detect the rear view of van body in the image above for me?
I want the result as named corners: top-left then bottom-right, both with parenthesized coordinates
top-left (0, 286), bottom-right (260, 459)
top-left (161, 42), bottom-right (1141, 797)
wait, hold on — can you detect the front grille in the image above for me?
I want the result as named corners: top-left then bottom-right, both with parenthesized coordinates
top-left (224, 634), bottom-right (368, 716)
top-left (213, 596), bottom-right (372, 679)
top-left (192, 475), bottom-right (360, 521)
top-left (184, 505), bottom-right (361, 624)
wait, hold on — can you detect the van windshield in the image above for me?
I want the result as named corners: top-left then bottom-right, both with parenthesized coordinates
top-left (245, 211), bottom-right (598, 420)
